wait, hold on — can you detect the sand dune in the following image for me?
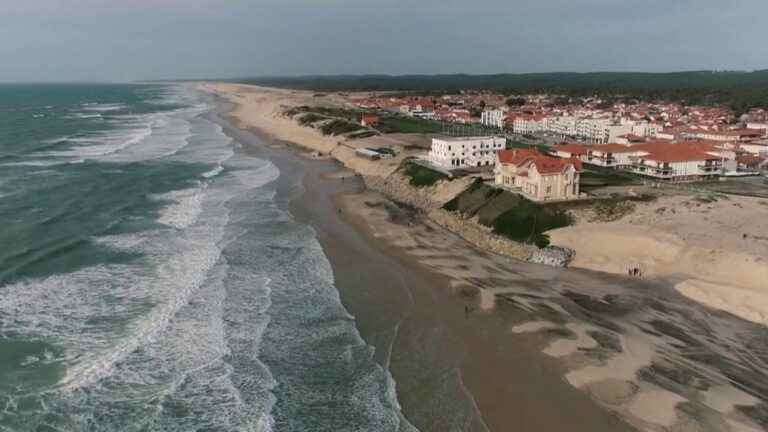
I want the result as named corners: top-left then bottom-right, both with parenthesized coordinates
top-left (550, 194), bottom-right (768, 325)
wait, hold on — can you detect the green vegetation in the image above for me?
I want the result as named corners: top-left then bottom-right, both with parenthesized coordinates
top-left (505, 97), bottom-right (527, 106)
top-left (443, 181), bottom-right (572, 247)
top-left (376, 116), bottom-right (444, 134)
top-left (296, 112), bottom-right (328, 126)
top-left (591, 200), bottom-right (637, 222)
top-left (238, 70), bottom-right (768, 115)
top-left (286, 105), bottom-right (364, 121)
top-left (287, 106), bottom-right (369, 136)
top-left (318, 119), bottom-right (366, 136)
top-left (506, 139), bottom-right (551, 153)
top-left (579, 169), bottom-right (640, 189)
top-left (692, 193), bottom-right (729, 203)
top-left (401, 161), bottom-right (448, 187)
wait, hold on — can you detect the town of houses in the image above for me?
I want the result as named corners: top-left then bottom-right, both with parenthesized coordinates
top-left (345, 91), bottom-right (768, 202)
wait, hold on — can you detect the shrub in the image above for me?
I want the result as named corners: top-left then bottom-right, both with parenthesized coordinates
top-left (297, 113), bottom-right (328, 126)
top-left (401, 162), bottom-right (447, 187)
top-left (492, 200), bottom-right (572, 245)
top-left (591, 200), bottom-right (636, 222)
top-left (319, 119), bottom-right (365, 136)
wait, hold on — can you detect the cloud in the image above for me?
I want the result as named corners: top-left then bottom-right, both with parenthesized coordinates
top-left (1, 0), bottom-right (766, 82)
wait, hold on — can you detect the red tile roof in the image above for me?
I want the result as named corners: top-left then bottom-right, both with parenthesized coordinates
top-left (533, 156), bottom-right (582, 174)
top-left (590, 143), bottom-right (638, 153)
top-left (634, 140), bottom-right (721, 163)
top-left (499, 148), bottom-right (581, 174)
top-left (497, 148), bottom-right (543, 165)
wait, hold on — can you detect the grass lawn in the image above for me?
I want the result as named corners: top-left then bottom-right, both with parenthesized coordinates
top-left (579, 169), bottom-right (641, 189)
top-left (401, 161), bottom-right (448, 187)
top-left (506, 139), bottom-right (551, 153)
top-left (377, 116), bottom-right (445, 134)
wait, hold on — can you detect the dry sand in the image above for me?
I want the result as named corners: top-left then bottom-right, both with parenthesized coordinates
top-left (549, 194), bottom-right (768, 326)
top-left (199, 82), bottom-right (426, 179)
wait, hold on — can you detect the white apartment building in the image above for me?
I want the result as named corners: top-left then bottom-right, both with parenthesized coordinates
top-left (577, 118), bottom-right (612, 143)
top-left (630, 121), bottom-right (662, 138)
top-left (627, 153), bottom-right (723, 181)
top-left (740, 140), bottom-right (768, 156)
top-left (548, 116), bottom-right (578, 137)
top-left (427, 136), bottom-right (506, 169)
top-left (746, 122), bottom-right (768, 137)
top-left (481, 108), bottom-right (507, 128)
top-left (513, 115), bottom-right (547, 135)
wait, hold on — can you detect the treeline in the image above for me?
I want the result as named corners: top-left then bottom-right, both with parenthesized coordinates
top-left (231, 70), bottom-right (768, 114)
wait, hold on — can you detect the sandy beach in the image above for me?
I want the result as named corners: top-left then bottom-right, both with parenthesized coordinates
top-left (203, 82), bottom-right (768, 432)
top-left (209, 94), bottom-right (632, 431)
top-left (549, 193), bottom-right (768, 326)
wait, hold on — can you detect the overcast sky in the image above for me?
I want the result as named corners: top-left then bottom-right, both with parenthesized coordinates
top-left (1, 0), bottom-right (766, 82)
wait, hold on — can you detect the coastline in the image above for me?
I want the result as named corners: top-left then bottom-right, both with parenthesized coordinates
top-left (198, 82), bottom-right (768, 328)
top-left (203, 83), bottom-right (768, 432)
top-left (206, 90), bottom-right (633, 430)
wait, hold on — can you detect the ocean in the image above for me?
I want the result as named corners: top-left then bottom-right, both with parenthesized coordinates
top-left (0, 84), bottom-right (414, 431)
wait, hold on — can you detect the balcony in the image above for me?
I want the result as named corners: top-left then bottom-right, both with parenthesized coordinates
top-left (629, 162), bottom-right (673, 178)
top-left (698, 164), bottom-right (721, 172)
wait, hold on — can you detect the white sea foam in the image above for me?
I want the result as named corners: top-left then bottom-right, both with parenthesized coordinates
top-left (81, 103), bottom-right (126, 112)
top-left (202, 165), bottom-right (224, 179)
top-left (41, 125), bottom-right (153, 159)
top-left (0, 87), bottom-right (295, 430)
top-left (0, 160), bottom-right (63, 167)
top-left (66, 113), bottom-right (103, 120)
top-left (60, 238), bottom-right (225, 390)
top-left (153, 186), bottom-right (207, 230)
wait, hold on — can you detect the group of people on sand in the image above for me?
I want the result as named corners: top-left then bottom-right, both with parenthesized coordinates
top-left (628, 267), bottom-right (643, 277)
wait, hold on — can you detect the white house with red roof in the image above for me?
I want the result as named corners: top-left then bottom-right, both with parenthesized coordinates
top-left (553, 142), bottom-right (589, 159)
top-left (494, 149), bottom-right (582, 201)
top-left (584, 143), bottom-right (643, 168)
top-left (626, 140), bottom-right (730, 181)
top-left (684, 128), bottom-right (764, 142)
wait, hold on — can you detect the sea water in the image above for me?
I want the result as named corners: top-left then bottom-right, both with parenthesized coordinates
top-left (0, 84), bottom-right (414, 431)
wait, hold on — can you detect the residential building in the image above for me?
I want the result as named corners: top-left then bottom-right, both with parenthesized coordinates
top-left (428, 136), bottom-right (506, 169)
top-left (494, 149), bottom-right (582, 201)
top-left (481, 108), bottom-right (507, 128)
top-left (685, 128), bottom-right (764, 142)
top-left (745, 123), bottom-right (768, 137)
top-left (553, 142), bottom-right (589, 159)
top-left (513, 114), bottom-right (547, 135)
top-left (585, 144), bottom-right (643, 168)
top-left (360, 115), bottom-right (379, 127)
top-left (739, 140), bottom-right (768, 156)
top-left (626, 141), bottom-right (729, 181)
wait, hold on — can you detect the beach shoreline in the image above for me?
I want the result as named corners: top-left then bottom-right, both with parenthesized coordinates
top-left (198, 82), bottom-right (768, 329)
top-left (206, 88), bottom-right (635, 431)
top-left (203, 82), bottom-right (768, 432)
